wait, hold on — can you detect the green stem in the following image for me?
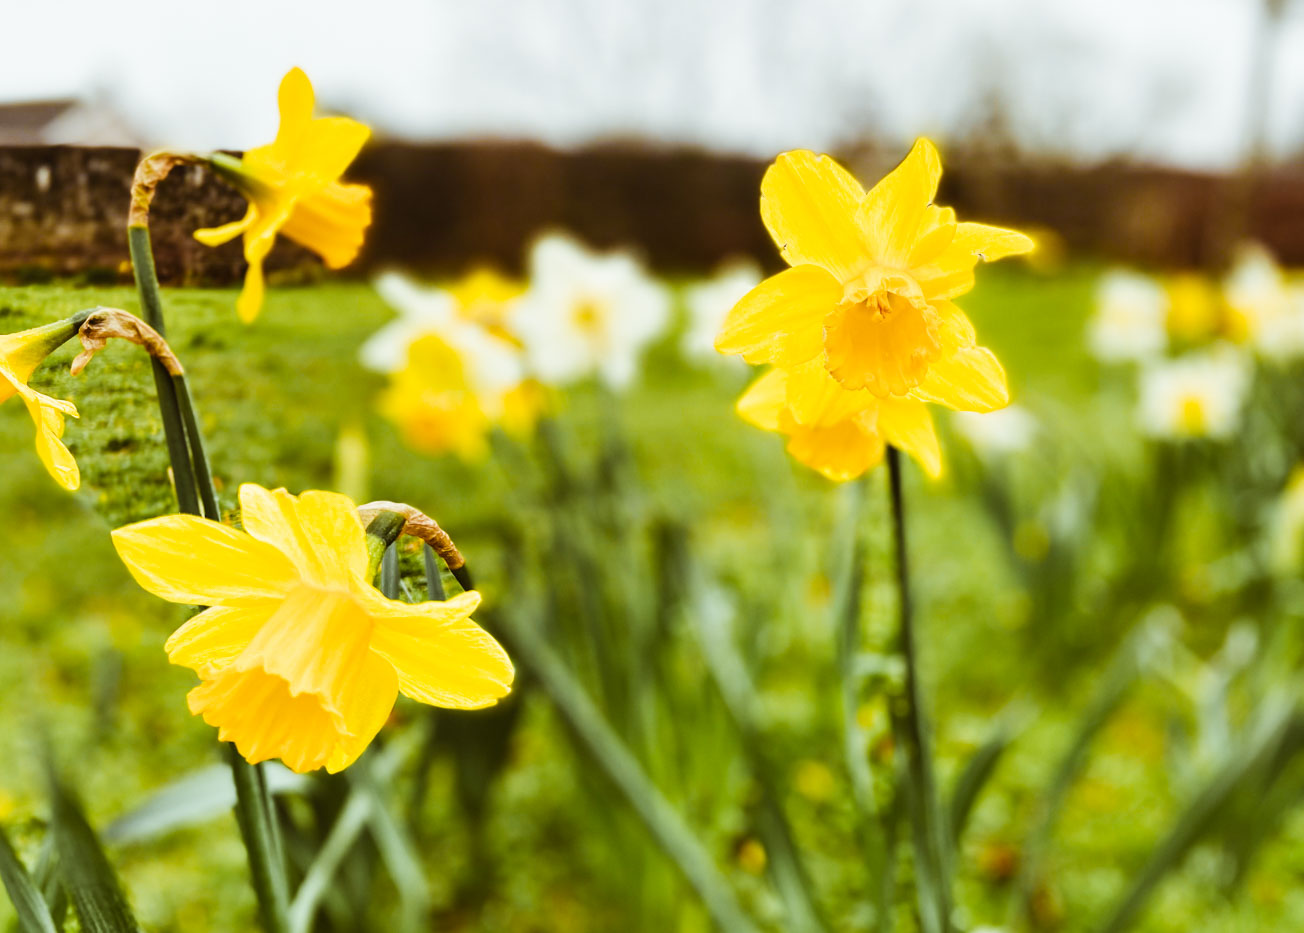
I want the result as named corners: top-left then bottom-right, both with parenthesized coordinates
top-left (129, 219), bottom-right (289, 933)
top-left (885, 447), bottom-right (952, 933)
top-left (424, 545), bottom-right (447, 600)
top-left (173, 374), bottom-right (219, 520)
top-left (128, 224), bottom-right (200, 516)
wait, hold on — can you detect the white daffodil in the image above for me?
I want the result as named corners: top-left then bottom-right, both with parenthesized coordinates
top-left (512, 232), bottom-right (670, 390)
top-left (1137, 346), bottom-right (1250, 440)
top-left (362, 271), bottom-right (522, 411)
top-left (1088, 269), bottom-right (1168, 363)
top-left (1224, 244), bottom-right (1304, 359)
top-left (952, 405), bottom-right (1037, 458)
top-left (681, 259), bottom-right (762, 363)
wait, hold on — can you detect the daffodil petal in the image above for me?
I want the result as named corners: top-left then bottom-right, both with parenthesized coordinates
top-left (857, 138), bottom-right (942, 267)
top-left (364, 590), bottom-right (514, 710)
top-left (273, 67), bottom-right (315, 152)
top-left (194, 206), bottom-right (257, 248)
top-left (953, 222), bottom-right (1035, 262)
top-left (914, 346), bottom-right (1010, 413)
top-left (878, 398), bottom-right (942, 478)
top-left (111, 515), bottom-right (299, 606)
top-left (760, 150), bottom-right (870, 281)
top-left (735, 368), bottom-right (789, 432)
top-left (291, 117), bottom-right (371, 185)
top-left (714, 264), bottom-right (839, 367)
top-left (784, 359), bottom-right (876, 427)
top-left (165, 602), bottom-right (276, 677)
top-left (17, 383), bottom-right (79, 491)
top-left (785, 420), bottom-right (884, 483)
top-left (237, 485), bottom-right (367, 588)
top-left (325, 652), bottom-right (400, 773)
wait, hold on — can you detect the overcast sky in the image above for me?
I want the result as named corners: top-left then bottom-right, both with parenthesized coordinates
top-left (1, 0), bottom-right (1301, 169)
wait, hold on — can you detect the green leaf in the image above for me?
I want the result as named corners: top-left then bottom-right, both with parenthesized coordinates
top-left (0, 824), bottom-right (59, 933)
top-left (45, 768), bottom-right (139, 933)
top-left (948, 705), bottom-right (1031, 846)
top-left (1099, 703), bottom-right (1300, 933)
top-left (105, 764), bottom-right (308, 846)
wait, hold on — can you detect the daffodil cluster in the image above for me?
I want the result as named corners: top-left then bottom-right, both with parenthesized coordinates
top-left (715, 140), bottom-right (1033, 481)
top-left (362, 267), bottom-right (546, 460)
top-left (1085, 246), bottom-right (1304, 441)
top-left (363, 233), bottom-right (673, 460)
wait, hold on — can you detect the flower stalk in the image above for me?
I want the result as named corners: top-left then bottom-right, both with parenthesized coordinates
top-left (126, 186), bottom-right (291, 933)
top-left (885, 446), bottom-right (952, 933)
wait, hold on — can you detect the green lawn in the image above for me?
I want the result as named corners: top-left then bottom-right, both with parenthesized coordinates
top-left (2, 266), bottom-right (1301, 932)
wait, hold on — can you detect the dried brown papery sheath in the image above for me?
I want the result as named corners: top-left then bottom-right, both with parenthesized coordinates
top-left (71, 307), bottom-right (184, 376)
top-left (356, 500), bottom-right (466, 571)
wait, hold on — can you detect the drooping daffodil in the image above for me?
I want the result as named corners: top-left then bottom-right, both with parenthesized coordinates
top-left (0, 317), bottom-right (85, 490)
top-left (112, 484), bottom-right (514, 773)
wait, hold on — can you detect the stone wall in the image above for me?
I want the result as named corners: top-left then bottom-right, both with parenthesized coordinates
top-left (2, 142), bottom-right (1303, 284)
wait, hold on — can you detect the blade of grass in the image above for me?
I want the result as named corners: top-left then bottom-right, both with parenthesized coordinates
top-left (45, 766), bottom-right (138, 933)
top-left (686, 561), bottom-right (827, 933)
top-left (948, 705), bottom-right (1031, 846)
top-left (504, 609), bottom-right (761, 933)
top-left (0, 824), bottom-right (59, 933)
top-left (833, 476), bottom-right (897, 931)
top-left (1015, 620), bottom-right (1160, 923)
top-left (1098, 702), bottom-right (1298, 933)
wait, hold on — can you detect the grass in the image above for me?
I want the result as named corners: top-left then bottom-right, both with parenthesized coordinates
top-left (1, 265), bottom-right (1302, 932)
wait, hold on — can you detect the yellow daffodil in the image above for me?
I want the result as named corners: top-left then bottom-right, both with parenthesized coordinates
top-left (716, 140), bottom-right (1031, 404)
top-left (446, 267), bottom-right (526, 345)
top-left (0, 319), bottom-right (82, 490)
top-left (379, 334), bottom-right (495, 461)
top-left (737, 361), bottom-right (942, 482)
top-left (112, 484), bottom-right (513, 773)
top-left (197, 68), bottom-right (373, 323)
top-left (1165, 274), bottom-right (1221, 344)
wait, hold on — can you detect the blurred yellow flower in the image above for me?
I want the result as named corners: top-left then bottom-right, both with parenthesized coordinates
top-left (112, 483), bottom-right (514, 773)
top-left (379, 334), bottom-right (495, 461)
top-left (446, 267), bottom-right (526, 344)
top-left (1165, 273), bottom-right (1221, 344)
top-left (197, 67), bottom-right (373, 323)
top-left (717, 140), bottom-right (1030, 404)
top-left (0, 319), bottom-right (81, 490)
top-left (1222, 244), bottom-right (1304, 357)
top-left (737, 361), bottom-right (941, 481)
